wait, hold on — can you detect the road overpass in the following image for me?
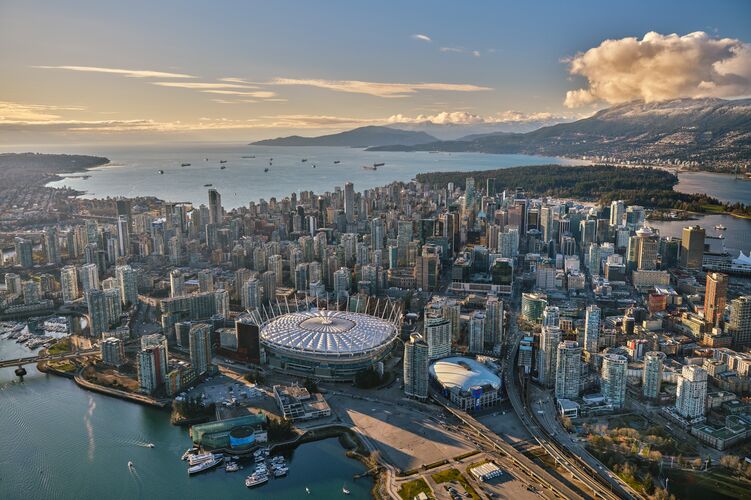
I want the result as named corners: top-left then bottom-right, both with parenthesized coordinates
top-left (0, 348), bottom-right (99, 369)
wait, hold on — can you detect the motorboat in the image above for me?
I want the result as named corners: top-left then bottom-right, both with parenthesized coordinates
top-left (225, 462), bottom-right (241, 472)
top-left (128, 461), bottom-right (134, 469)
top-left (181, 163), bottom-right (190, 167)
top-left (220, 165), bottom-right (226, 169)
top-left (157, 170), bottom-right (164, 174)
top-left (146, 443), bottom-right (155, 448)
top-left (343, 486), bottom-right (351, 495)
top-left (334, 160), bottom-right (341, 164)
top-left (273, 467), bottom-right (288, 477)
top-left (188, 457), bottom-right (222, 475)
top-left (188, 453), bottom-right (221, 466)
top-left (245, 472), bottom-right (269, 487)
top-left (203, 183), bottom-right (212, 187)
top-left (362, 165), bottom-right (377, 170)
top-left (219, 160), bottom-right (227, 163)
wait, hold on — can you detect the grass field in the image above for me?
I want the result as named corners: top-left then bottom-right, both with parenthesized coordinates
top-left (667, 467), bottom-right (751, 500)
top-left (398, 478), bottom-right (432, 500)
top-left (431, 468), bottom-right (480, 500)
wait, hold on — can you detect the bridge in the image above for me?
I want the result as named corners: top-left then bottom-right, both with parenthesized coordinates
top-left (0, 348), bottom-right (99, 369)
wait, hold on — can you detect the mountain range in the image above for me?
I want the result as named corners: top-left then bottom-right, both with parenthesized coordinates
top-left (251, 125), bottom-right (437, 147)
top-left (369, 98), bottom-right (751, 171)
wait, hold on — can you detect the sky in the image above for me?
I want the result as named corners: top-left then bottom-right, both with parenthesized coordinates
top-left (1, 0), bottom-right (750, 145)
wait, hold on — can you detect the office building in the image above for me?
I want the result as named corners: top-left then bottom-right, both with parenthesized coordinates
top-left (344, 181), bottom-right (355, 224)
top-left (676, 364), bottom-right (708, 421)
top-left (555, 341), bottom-right (582, 399)
top-left (404, 333), bottom-right (429, 400)
top-left (642, 351), bottom-right (666, 400)
top-left (704, 272), bottom-right (728, 326)
top-left (681, 225), bottom-right (705, 269)
top-left (189, 323), bottom-right (212, 375)
top-left (208, 188), bottom-right (223, 225)
top-left (601, 353), bottom-right (627, 409)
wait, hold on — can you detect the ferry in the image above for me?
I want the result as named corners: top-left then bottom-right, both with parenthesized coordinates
top-left (181, 163), bottom-right (191, 167)
top-left (188, 453), bottom-right (221, 466)
top-left (188, 457), bottom-right (222, 475)
top-left (241, 155), bottom-right (256, 159)
top-left (245, 472), bottom-right (269, 487)
top-left (373, 162), bottom-right (385, 167)
top-left (362, 165), bottom-right (377, 171)
top-left (203, 183), bottom-right (212, 187)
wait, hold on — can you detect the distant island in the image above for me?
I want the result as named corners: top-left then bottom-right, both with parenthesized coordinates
top-left (370, 98), bottom-right (751, 174)
top-left (415, 164), bottom-right (751, 218)
top-left (0, 152), bottom-right (109, 189)
top-left (250, 125), bottom-right (437, 148)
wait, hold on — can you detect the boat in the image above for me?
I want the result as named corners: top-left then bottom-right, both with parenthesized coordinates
top-left (302, 159), bottom-right (308, 162)
top-left (373, 162), bottom-right (385, 167)
top-left (128, 461), bottom-right (134, 469)
top-left (334, 160), bottom-right (341, 164)
top-left (181, 163), bottom-right (190, 167)
top-left (181, 448), bottom-right (196, 461)
top-left (362, 165), bottom-right (377, 171)
top-left (157, 170), bottom-right (164, 174)
top-left (146, 443), bottom-right (155, 448)
top-left (220, 160), bottom-right (227, 163)
top-left (343, 486), bottom-right (351, 495)
top-left (188, 453), bottom-right (221, 466)
top-left (715, 225), bottom-right (727, 231)
top-left (264, 168), bottom-right (269, 172)
top-left (220, 165), bottom-right (226, 169)
top-left (306, 487), bottom-right (311, 494)
top-left (273, 467), bottom-right (288, 477)
top-left (188, 457), bottom-right (222, 475)
top-left (225, 462), bottom-right (241, 472)
top-left (203, 183), bottom-right (212, 187)
top-left (241, 155), bottom-right (256, 159)
top-left (245, 473), bottom-right (269, 487)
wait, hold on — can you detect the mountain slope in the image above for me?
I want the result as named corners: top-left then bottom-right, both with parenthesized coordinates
top-left (251, 125), bottom-right (438, 147)
top-left (368, 98), bottom-right (751, 171)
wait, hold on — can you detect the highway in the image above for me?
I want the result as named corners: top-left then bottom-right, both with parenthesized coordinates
top-left (504, 316), bottom-right (640, 500)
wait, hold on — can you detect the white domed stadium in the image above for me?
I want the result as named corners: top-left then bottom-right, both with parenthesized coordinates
top-left (430, 356), bottom-right (502, 411)
top-left (256, 306), bottom-right (400, 381)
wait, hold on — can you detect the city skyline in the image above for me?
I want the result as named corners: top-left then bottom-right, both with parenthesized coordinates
top-left (2, 0), bottom-right (751, 144)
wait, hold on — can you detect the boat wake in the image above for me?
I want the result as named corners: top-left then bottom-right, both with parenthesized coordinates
top-left (83, 395), bottom-right (96, 461)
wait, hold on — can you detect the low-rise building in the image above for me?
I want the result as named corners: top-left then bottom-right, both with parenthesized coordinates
top-left (273, 384), bottom-right (331, 421)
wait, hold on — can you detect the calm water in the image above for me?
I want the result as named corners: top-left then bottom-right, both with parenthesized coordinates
top-left (44, 143), bottom-right (578, 208)
top-left (0, 340), bottom-right (371, 500)
top-left (648, 213), bottom-right (751, 257)
top-left (675, 171), bottom-right (751, 205)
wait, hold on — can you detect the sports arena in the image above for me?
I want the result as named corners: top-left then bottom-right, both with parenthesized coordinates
top-left (255, 305), bottom-right (400, 381)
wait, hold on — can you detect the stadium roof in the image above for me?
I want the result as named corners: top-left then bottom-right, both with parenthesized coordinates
top-left (260, 309), bottom-right (397, 356)
top-left (429, 356), bottom-right (501, 393)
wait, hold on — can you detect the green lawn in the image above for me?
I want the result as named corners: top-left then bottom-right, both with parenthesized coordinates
top-left (701, 203), bottom-right (726, 214)
top-left (667, 468), bottom-right (751, 500)
top-left (47, 338), bottom-right (71, 355)
top-left (398, 478), bottom-right (433, 500)
top-left (431, 468), bottom-right (480, 500)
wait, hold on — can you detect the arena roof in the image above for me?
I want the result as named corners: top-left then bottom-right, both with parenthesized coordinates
top-left (260, 309), bottom-right (397, 357)
top-left (429, 356), bottom-right (502, 393)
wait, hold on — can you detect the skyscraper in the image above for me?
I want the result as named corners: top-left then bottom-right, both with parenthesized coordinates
top-left (344, 181), bottom-right (355, 224)
top-left (642, 351), bottom-right (666, 400)
top-left (676, 364), bottom-right (708, 421)
top-left (584, 304), bottom-right (600, 354)
top-left (635, 227), bottom-right (659, 270)
top-left (116, 214), bottom-right (130, 257)
top-left (468, 311), bottom-right (485, 354)
top-left (242, 277), bottom-right (261, 311)
top-left (424, 312), bottom-right (451, 360)
top-left (601, 353), bottom-right (627, 409)
top-left (609, 200), bottom-right (624, 227)
top-left (728, 296), bottom-right (751, 348)
top-left (60, 265), bottom-right (79, 303)
top-left (14, 237), bottom-right (33, 268)
top-left (555, 340), bottom-right (582, 399)
top-left (189, 323), bottom-right (212, 375)
top-left (484, 296), bottom-right (504, 347)
top-left (208, 188), bottom-right (223, 225)
top-left (101, 337), bottom-right (125, 367)
top-left (116, 265), bottom-right (138, 306)
top-left (87, 289), bottom-right (109, 337)
top-left (44, 226), bottom-right (60, 265)
top-left (80, 263), bottom-right (100, 293)
top-left (542, 305), bottom-right (560, 328)
top-left (415, 252), bottom-right (440, 291)
top-left (681, 225), bottom-right (705, 269)
top-left (403, 333), bottom-right (429, 400)
top-left (538, 326), bottom-right (561, 387)
top-left (138, 346), bottom-right (166, 394)
top-left (169, 269), bottom-right (185, 298)
top-left (704, 272), bottom-right (728, 326)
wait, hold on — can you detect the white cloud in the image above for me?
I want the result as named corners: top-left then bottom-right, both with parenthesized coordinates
top-left (564, 31), bottom-right (751, 108)
top-left (412, 34), bottom-right (432, 42)
top-left (0, 101), bottom-right (86, 121)
top-left (472, 50), bottom-right (481, 58)
top-left (440, 47), bottom-right (463, 53)
top-left (202, 90), bottom-right (277, 98)
top-left (387, 110), bottom-right (574, 125)
top-left (32, 65), bottom-right (194, 79)
top-left (269, 77), bottom-right (492, 98)
top-left (150, 82), bottom-right (252, 89)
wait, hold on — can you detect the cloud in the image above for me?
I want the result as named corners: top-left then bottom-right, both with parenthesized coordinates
top-left (412, 34), bottom-right (432, 42)
top-left (440, 47), bottom-right (463, 53)
top-left (218, 77), bottom-right (258, 85)
top-left (472, 50), bottom-right (481, 58)
top-left (150, 82), bottom-right (252, 89)
top-left (269, 77), bottom-right (492, 97)
top-left (386, 110), bottom-right (575, 125)
top-left (0, 101), bottom-right (86, 121)
top-left (32, 65), bottom-right (194, 79)
top-left (201, 90), bottom-right (277, 98)
top-left (564, 31), bottom-right (751, 108)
